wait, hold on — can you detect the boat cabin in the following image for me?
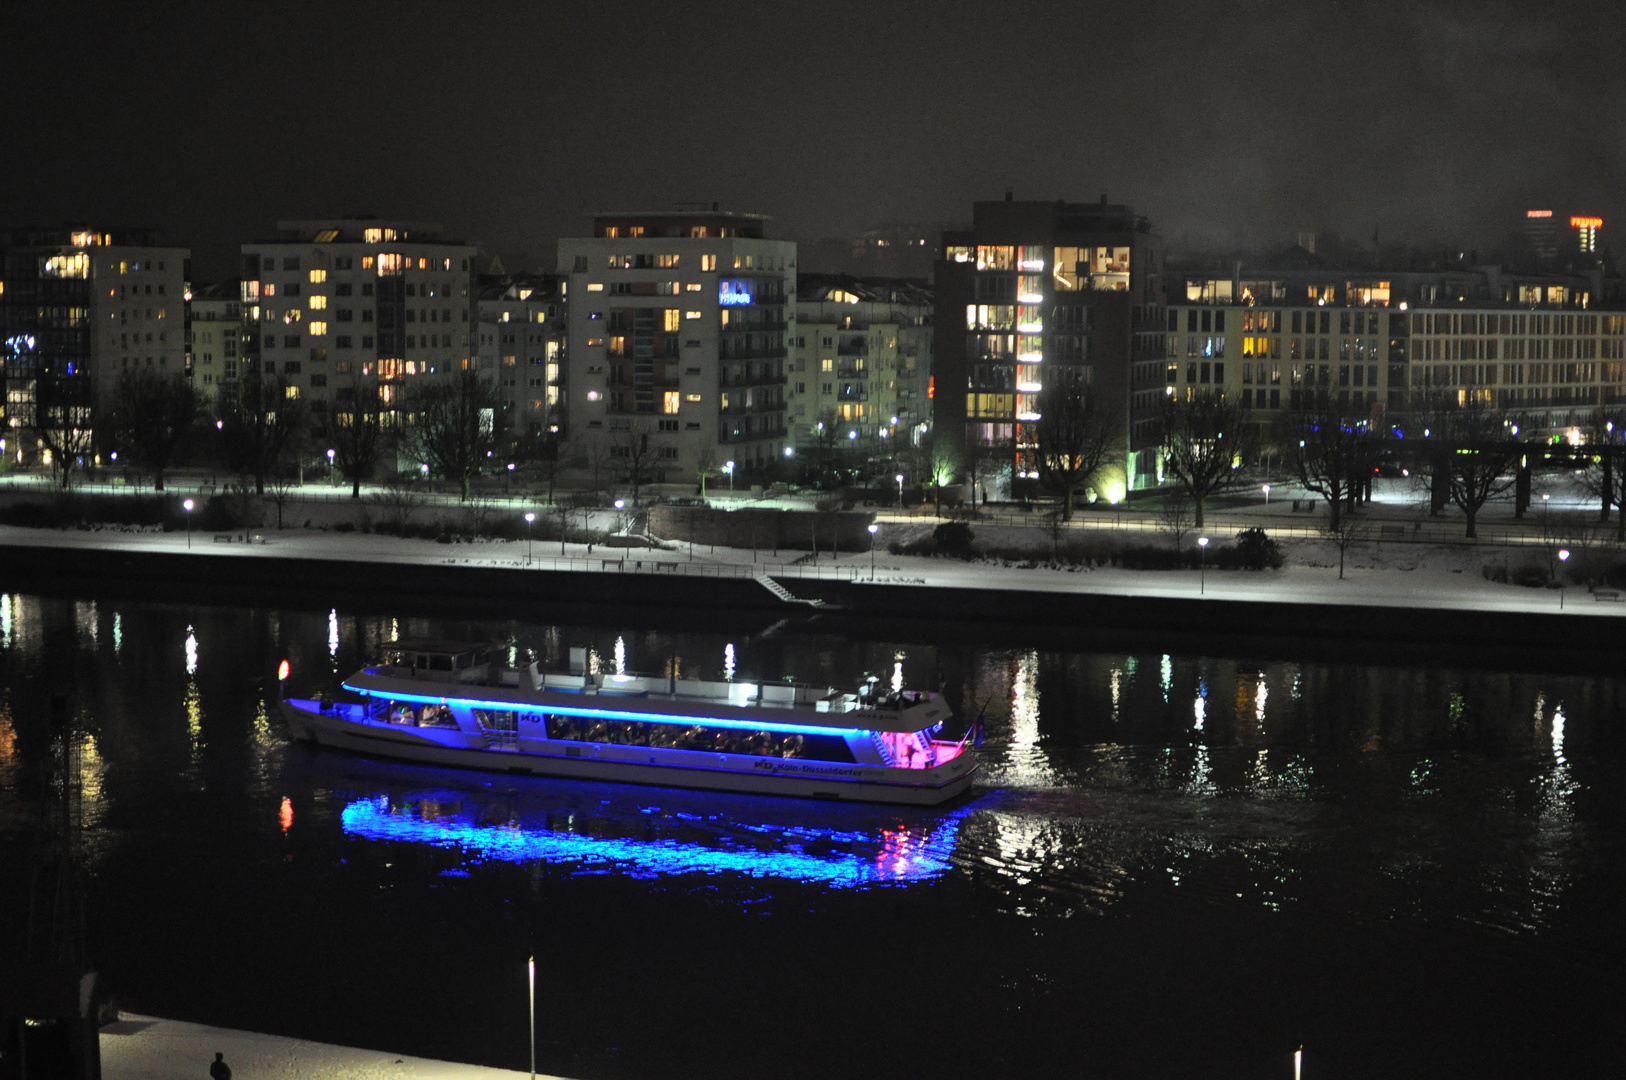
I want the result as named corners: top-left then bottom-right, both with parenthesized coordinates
top-left (377, 639), bottom-right (494, 683)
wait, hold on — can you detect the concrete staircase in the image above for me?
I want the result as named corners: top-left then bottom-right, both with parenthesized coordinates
top-left (755, 572), bottom-right (834, 609)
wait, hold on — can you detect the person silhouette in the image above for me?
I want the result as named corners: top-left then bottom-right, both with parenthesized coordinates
top-left (209, 1051), bottom-right (232, 1080)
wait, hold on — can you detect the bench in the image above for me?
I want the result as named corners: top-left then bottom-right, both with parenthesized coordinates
top-left (600, 558), bottom-right (625, 570)
top-left (1379, 525), bottom-right (1406, 539)
top-left (214, 534), bottom-right (233, 543)
top-left (1290, 498), bottom-right (1318, 512)
top-left (1594, 589), bottom-right (1623, 602)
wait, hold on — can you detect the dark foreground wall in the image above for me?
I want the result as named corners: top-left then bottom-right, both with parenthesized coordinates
top-left (647, 506), bottom-right (877, 552)
top-left (2, 542), bottom-right (1621, 650)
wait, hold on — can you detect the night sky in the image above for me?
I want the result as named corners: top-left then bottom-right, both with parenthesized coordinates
top-left (4, 0), bottom-right (1623, 279)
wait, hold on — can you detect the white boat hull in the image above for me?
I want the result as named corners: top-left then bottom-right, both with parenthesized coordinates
top-left (280, 699), bottom-right (978, 807)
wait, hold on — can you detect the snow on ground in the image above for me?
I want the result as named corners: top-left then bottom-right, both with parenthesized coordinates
top-left (100, 1014), bottom-right (563, 1080)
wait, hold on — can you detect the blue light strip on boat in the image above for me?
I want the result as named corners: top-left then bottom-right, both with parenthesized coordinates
top-left (339, 797), bottom-right (969, 887)
top-left (340, 682), bottom-right (872, 738)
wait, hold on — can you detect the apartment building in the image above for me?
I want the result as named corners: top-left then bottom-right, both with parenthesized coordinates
top-left (239, 219), bottom-right (477, 422)
top-left (933, 196), bottom-right (1167, 499)
top-left (186, 280), bottom-right (242, 410)
top-left (1165, 265), bottom-right (1626, 438)
top-left (0, 227), bottom-right (188, 463)
top-left (788, 274), bottom-right (932, 453)
top-left (558, 211), bottom-right (795, 481)
top-left (474, 272), bottom-right (568, 450)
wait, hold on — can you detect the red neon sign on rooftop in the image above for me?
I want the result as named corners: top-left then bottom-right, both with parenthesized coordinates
top-left (1527, 210), bottom-right (1553, 218)
top-left (1572, 216), bottom-right (1603, 229)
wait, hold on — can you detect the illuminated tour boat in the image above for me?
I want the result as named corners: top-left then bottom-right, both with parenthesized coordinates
top-left (280, 640), bottom-right (978, 806)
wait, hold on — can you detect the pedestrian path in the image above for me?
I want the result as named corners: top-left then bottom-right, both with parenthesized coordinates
top-left (101, 1013), bottom-right (569, 1080)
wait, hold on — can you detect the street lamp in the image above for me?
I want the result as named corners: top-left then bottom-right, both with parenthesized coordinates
top-left (1262, 483), bottom-right (1271, 505)
top-left (527, 955), bottom-right (536, 1080)
top-left (524, 511), bottom-right (535, 564)
top-left (723, 460), bottom-right (735, 495)
top-left (1197, 535), bottom-right (1209, 594)
top-left (183, 498), bottom-right (194, 548)
top-left (1559, 547), bottom-right (1570, 609)
top-left (868, 522), bottom-right (879, 580)
top-left (896, 473), bottom-right (904, 510)
top-left (326, 447), bottom-right (335, 486)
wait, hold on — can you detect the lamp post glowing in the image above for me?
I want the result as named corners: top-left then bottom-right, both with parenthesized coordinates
top-left (183, 498), bottom-right (194, 548)
top-left (327, 447), bottom-right (336, 486)
top-left (1197, 535), bottom-right (1209, 594)
top-left (723, 460), bottom-right (735, 496)
top-left (1559, 547), bottom-right (1570, 608)
top-left (896, 473), bottom-right (904, 510)
top-left (527, 955), bottom-right (536, 1080)
top-left (1262, 483), bottom-right (1271, 505)
top-left (524, 511), bottom-right (535, 565)
top-left (868, 522), bottom-right (879, 579)
top-left (1294, 1047), bottom-right (1302, 1080)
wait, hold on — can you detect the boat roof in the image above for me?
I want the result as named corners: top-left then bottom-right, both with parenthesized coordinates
top-left (382, 638), bottom-right (490, 656)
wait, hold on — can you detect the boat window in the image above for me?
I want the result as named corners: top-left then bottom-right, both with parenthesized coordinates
top-left (428, 654), bottom-right (454, 671)
top-left (415, 655), bottom-right (428, 670)
top-left (873, 728), bottom-right (939, 769)
top-left (474, 709), bottom-right (518, 731)
top-left (541, 714), bottom-right (856, 763)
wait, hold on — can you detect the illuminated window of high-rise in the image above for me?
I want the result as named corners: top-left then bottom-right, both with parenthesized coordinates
top-left (309, 295), bottom-right (327, 309)
top-left (657, 254), bottom-right (680, 268)
top-left (309, 321), bottom-right (328, 336)
top-left (663, 309), bottom-right (681, 331)
top-left (663, 391), bottom-right (680, 414)
top-left (700, 254), bottom-right (717, 272)
top-left (309, 269), bottom-right (327, 283)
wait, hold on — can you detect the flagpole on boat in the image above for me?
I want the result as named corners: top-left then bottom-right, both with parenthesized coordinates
top-left (528, 955), bottom-right (536, 1080)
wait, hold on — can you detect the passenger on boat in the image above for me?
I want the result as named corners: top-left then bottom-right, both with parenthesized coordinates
top-left (391, 704), bottom-right (417, 726)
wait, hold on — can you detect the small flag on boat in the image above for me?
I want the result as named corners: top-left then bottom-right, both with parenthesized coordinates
top-left (970, 704), bottom-right (985, 749)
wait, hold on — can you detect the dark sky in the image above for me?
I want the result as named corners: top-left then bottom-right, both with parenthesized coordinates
top-left (5, 0), bottom-right (1623, 279)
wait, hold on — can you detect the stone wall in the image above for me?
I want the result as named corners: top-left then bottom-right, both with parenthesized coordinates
top-left (647, 506), bottom-right (878, 552)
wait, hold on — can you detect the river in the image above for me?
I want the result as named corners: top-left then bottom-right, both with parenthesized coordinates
top-left (0, 587), bottom-right (1621, 1078)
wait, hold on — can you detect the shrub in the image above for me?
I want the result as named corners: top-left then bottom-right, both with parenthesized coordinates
top-left (1230, 527), bottom-right (1284, 570)
top-left (1120, 544), bottom-right (1189, 570)
top-left (931, 521), bottom-right (976, 559)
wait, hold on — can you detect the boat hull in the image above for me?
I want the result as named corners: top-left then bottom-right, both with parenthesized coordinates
top-left (279, 699), bottom-right (978, 807)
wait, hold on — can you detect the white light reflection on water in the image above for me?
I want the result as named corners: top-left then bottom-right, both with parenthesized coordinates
top-left (1255, 677), bottom-right (1268, 727)
top-left (112, 612), bottom-right (121, 655)
top-left (185, 626), bottom-right (198, 675)
top-left (1, 594), bottom-right (11, 650)
top-left (75, 601), bottom-right (96, 647)
top-left (1000, 649), bottom-right (1055, 786)
top-left (1193, 680), bottom-right (1206, 731)
top-left (1160, 654), bottom-right (1172, 703)
top-left (1109, 665), bottom-right (1122, 723)
top-left (328, 609), bottom-right (340, 664)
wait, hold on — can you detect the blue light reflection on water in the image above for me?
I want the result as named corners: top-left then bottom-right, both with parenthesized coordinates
top-left (339, 790), bottom-right (977, 888)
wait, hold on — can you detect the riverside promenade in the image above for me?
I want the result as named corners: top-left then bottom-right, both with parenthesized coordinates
top-left (101, 1014), bottom-right (566, 1080)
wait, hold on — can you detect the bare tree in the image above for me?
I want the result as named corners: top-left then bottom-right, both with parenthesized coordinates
top-left (107, 370), bottom-right (202, 491)
top-left (223, 368), bottom-right (306, 495)
top-left (1159, 392), bottom-right (1259, 528)
top-left (1579, 412), bottom-right (1626, 543)
top-left (1281, 391), bottom-right (1385, 531)
top-left (694, 443), bottom-right (721, 500)
top-left (405, 369), bottom-right (503, 501)
top-left (264, 474), bottom-right (297, 529)
top-left (610, 420), bottom-right (667, 502)
top-left (321, 374), bottom-right (386, 499)
top-left (30, 367), bottom-right (96, 488)
top-left (1420, 396), bottom-right (1522, 539)
top-left (372, 476), bottom-right (423, 533)
top-left (1322, 504), bottom-right (1365, 580)
top-left (1034, 383), bottom-right (1122, 520)
top-left (1156, 489), bottom-right (1195, 549)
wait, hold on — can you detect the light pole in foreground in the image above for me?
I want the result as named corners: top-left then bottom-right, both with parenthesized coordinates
top-left (1197, 535), bottom-right (1209, 594)
top-left (868, 522), bottom-right (879, 580)
top-left (183, 498), bottom-right (194, 548)
top-left (1262, 483), bottom-right (1271, 505)
top-left (724, 460), bottom-right (735, 496)
top-left (524, 511), bottom-right (535, 565)
top-left (1559, 547), bottom-right (1570, 609)
top-left (327, 447), bottom-right (336, 485)
top-left (527, 955), bottom-right (536, 1080)
top-left (896, 473), bottom-right (904, 510)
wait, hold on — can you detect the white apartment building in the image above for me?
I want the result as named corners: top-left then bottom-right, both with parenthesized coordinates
top-left (558, 211), bottom-right (795, 482)
top-left (474, 273), bottom-right (568, 451)
top-left (0, 227), bottom-right (189, 462)
top-left (789, 274), bottom-right (933, 453)
top-left (240, 220), bottom-right (477, 421)
top-left (186, 280), bottom-right (242, 410)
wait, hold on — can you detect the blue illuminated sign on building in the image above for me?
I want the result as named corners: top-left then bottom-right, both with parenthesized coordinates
top-left (718, 279), bottom-right (754, 306)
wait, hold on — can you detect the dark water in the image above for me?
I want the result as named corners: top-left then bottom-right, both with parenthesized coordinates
top-left (1, 588), bottom-right (1624, 1079)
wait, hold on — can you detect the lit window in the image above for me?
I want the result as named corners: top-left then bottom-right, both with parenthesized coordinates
top-left (587, 390), bottom-right (600, 401)
top-left (657, 254), bottom-right (680, 268)
top-left (700, 254), bottom-right (717, 272)
top-left (663, 391), bottom-right (680, 414)
top-left (586, 283), bottom-right (604, 292)
top-left (684, 310), bottom-right (702, 320)
top-left (309, 295), bottom-right (327, 309)
top-left (309, 269), bottom-right (327, 283)
top-left (685, 282), bottom-right (702, 292)
top-left (43, 253), bottom-right (90, 279)
top-left (664, 309), bottom-right (680, 331)
top-left (821, 359), bottom-right (834, 372)
top-left (309, 321), bottom-right (327, 336)
top-left (685, 393), bottom-right (702, 402)
top-left (284, 385), bottom-right (300, 399)
top-left (362, 256), bottom-right (375, 270)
